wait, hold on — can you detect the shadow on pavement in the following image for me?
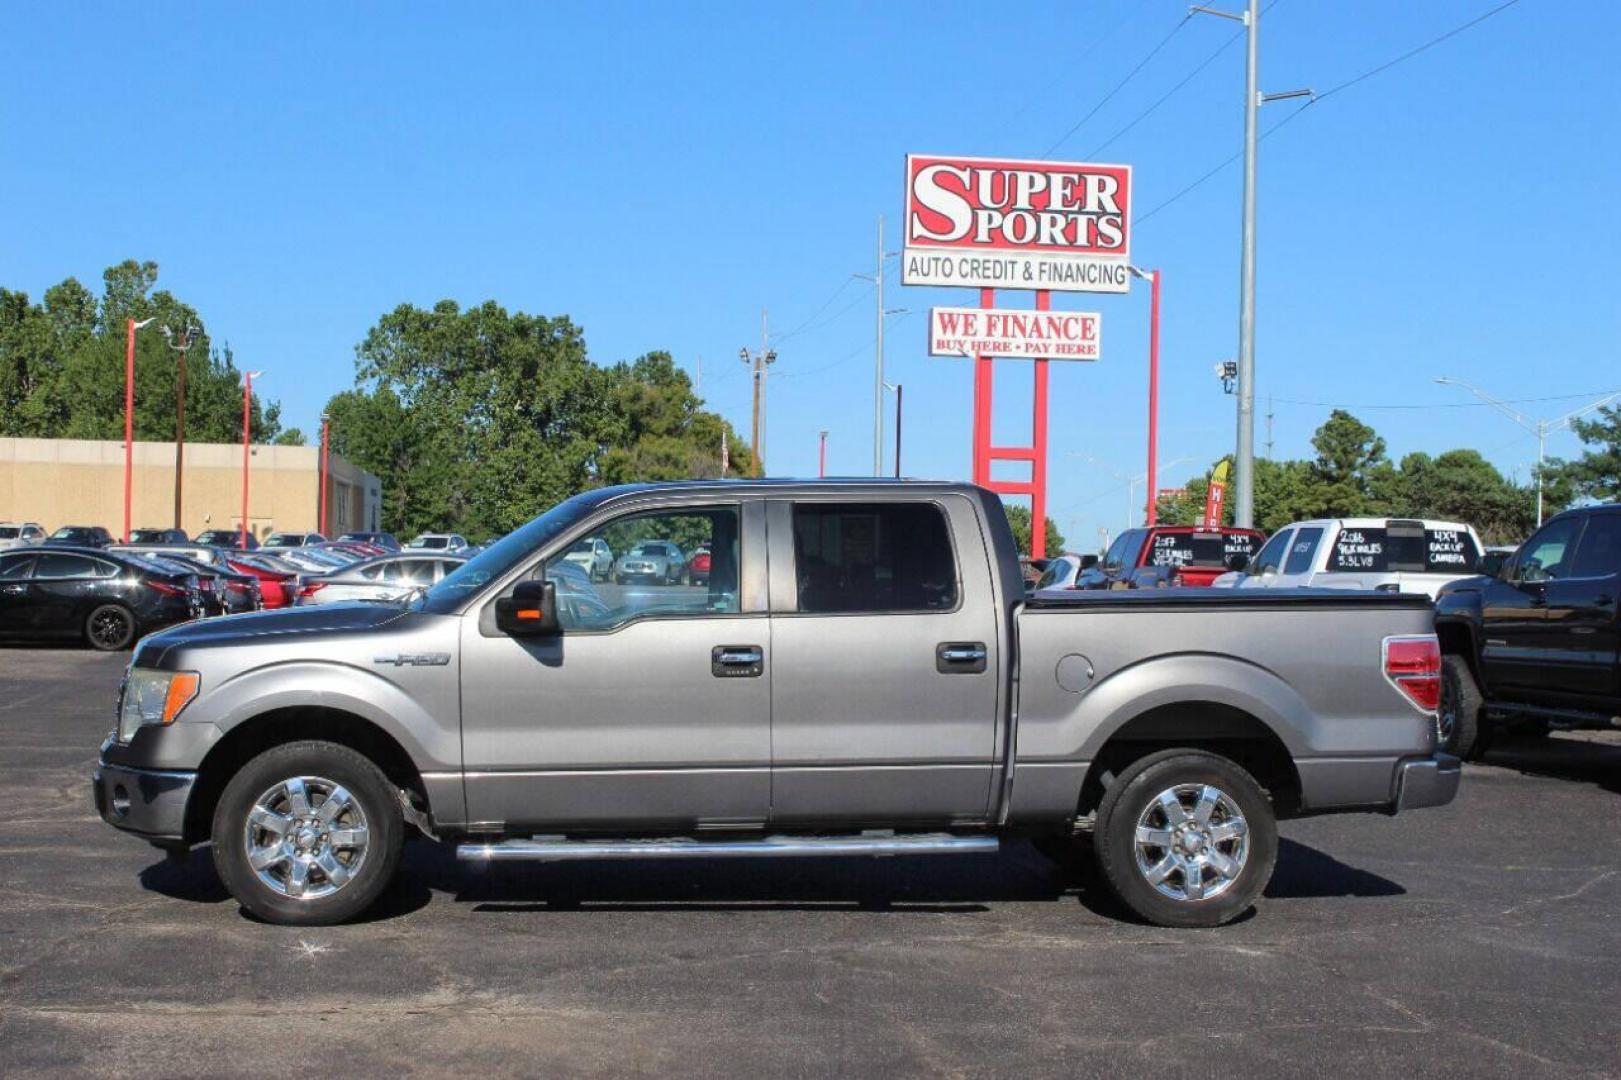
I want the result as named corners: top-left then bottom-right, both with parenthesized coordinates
top-left (1481, 732), bottom-right (1621, 796)
top-left (1264, 837), bottom-right (1405, 900)
top-left (137, 834), bottom-right (1405, 921)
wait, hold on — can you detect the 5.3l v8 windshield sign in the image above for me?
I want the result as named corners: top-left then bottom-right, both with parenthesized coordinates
top-left (903, 154), bottom-right (1133, 294)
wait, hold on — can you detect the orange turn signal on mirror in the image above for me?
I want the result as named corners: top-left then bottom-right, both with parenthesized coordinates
top-left (161, 672), bottom-right (201, 724)
top-left (514, 609), bottom-right (541, 621)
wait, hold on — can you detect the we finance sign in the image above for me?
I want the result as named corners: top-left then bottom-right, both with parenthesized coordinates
top-left (929, 306), bottom-right (1101, 361)
top-left (903, 154), bottom-right (1132, 294)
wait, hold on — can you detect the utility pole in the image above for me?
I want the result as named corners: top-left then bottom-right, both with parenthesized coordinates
top-left (1265, 395), bottom-right (1275, 460)
top-left (885, 381), bottom-right (904, 478)
top-left (1434, 378), bottom-right (1621, 527)
top-left (818, 430), bottom-right (828, 478)
top-left (240, 371), bottom-right (263, 550)
top-left (319, 414), bottom-right (331, 536)
top-left (739, 310), bottom-right (776, 477)
top-left (1192, 1), bottom-right (1311, 527)
top-left (160, 323), bottom-right (199, 531)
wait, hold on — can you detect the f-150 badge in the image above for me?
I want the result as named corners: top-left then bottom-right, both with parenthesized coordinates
top-left (372, 653), bottom-right (451, 667)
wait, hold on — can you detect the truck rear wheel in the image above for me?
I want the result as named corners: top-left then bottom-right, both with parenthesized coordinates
top-left (1093, 750), bottom-right (1277, 928)
top-left (211, 740), bottom-right (404, 926)
top-left (1439, 654), bottom-right (1486, 759)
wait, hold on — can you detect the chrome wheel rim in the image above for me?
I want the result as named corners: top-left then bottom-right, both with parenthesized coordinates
top-left (1133, 783), bottom-right (1249, 902)
top-left (90, 608), bottom-right (130, 648)
top-left (244, 775), bottom-right (370, 900)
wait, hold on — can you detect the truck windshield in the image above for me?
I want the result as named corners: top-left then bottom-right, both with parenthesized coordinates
top-left (420, 491), bottom-right (604, 614)
top-left (1146, 532), bottom-right (1257, 568)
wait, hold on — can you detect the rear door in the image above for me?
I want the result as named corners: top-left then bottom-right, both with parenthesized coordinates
top-left (1543, 513), bottom-right (1621, 703)
top-left (28, 552), bottom-right (101, 636)
top-left (766, 495), bottom-right (1000, 825)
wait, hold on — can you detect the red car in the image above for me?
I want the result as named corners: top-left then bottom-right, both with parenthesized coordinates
top-left (226, 554), bottom-right (298, 609)
top-left (688, 546), bottom-right (712, 585)
top-left (1077, 525), bottom-right (1266, 589)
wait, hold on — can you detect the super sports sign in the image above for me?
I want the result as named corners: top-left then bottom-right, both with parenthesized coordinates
top-left (903, 154), bottom-right (1133, 294)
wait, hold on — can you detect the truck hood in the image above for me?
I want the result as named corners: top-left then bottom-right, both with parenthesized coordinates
top-left (136, 602), bottom-right (415, 664)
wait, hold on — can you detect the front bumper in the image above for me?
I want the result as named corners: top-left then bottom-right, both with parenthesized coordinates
top-left (1392, 752), bottom-right (1461, 812)
top-left (92, 761), bottom-right (195, 843)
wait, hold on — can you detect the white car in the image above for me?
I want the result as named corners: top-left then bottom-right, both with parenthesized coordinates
top-left (406, 533), bottom-right (469, 552)
top-left (295, 553), bottom-right (467, 605)
top-left (0, 522), bottom-right (46, 552)
top-left (1221, 517), bottom-right (1485, 598)
top-left (561, 536), bottom-right (614, 581)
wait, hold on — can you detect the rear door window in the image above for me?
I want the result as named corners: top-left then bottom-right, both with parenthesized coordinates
top-left (793, 502), bottom-right (957, 613)
top-left (1284, 527), bottom-right (1324, 575)
top-left (1570, 515), bottom-right (1621, 579)
top-left (34, 554), bottom-right (97, 579)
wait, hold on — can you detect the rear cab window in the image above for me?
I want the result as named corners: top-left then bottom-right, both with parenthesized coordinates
top-left (792, 502), bottom-right (957, 613)
top-left (1146, 530), bottom-right (1259, 569)
top-left (1330, 521), bottom-right (1480, 574)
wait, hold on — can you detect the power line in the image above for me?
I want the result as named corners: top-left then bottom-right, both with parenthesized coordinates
top-left (772, 277), bottom-right (868, 344)
top-left (1042, 13), bottom-right (1194, 158)
top-left (1136, 0), bottom-right (1523, 227)
top-left (1005, 3), bottom-right (1143, 131)
top-left (1272, 389), bottom-right (1621, 412)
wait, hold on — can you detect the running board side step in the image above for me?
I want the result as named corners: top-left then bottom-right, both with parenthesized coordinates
top-left (457, 833), bottom-right (1001, 863)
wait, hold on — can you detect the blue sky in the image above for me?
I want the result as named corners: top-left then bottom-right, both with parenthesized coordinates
top-left (4, 1), bottom-right (1617, 547)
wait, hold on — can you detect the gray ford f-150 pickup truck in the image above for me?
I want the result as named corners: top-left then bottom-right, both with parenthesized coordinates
top-left (95, 480), bottom-right (1459, 928)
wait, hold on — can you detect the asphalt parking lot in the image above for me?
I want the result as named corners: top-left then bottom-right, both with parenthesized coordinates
top-left (2, 648), bottom-right (1618, 1077)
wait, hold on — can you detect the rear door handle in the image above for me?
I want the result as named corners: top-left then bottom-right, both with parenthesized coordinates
top-left (936, 642), bottom-right (988, 673)
top-left (712, 645), bottom-right (764, 678)
top-left (0, 584), bottom-right (25, 595)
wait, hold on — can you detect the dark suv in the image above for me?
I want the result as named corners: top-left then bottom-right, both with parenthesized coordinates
top-left (1434, 504), bottom-right (1620, 757)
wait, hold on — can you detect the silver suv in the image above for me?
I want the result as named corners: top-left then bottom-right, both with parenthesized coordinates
top-left (0, 522), bottom-right (46, 551)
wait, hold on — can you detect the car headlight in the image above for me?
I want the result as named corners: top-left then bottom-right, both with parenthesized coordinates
top-left (118, 669), bottom-right (201, 743)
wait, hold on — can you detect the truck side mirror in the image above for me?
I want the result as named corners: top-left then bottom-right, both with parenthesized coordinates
top-left (1225, 552), bottom-right (1250, 573)
top-left (1476, 552), bottom-right (1506, 578)
top-left (495, 578), bottom-right (560, 635)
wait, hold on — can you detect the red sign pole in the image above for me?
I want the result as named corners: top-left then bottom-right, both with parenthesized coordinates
top-left (123, 319), bottom-right (137, 543)
top-left (1031, 291), bottom-right (1051, 559)
top-left (240, 373), bottom-right (253, 551)
top-left (970, 288), bottom-right (1053, 559)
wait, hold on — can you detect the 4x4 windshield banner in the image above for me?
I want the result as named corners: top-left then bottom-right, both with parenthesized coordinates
top-left (903, 154), bottom-right (1133, 293)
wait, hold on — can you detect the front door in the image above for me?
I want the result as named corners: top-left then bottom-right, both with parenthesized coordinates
top-left (1482, 515), bottom-right (1585, 697)
top-left (0, 553), bottom-right (38, 634)
top-left (459, 501), bottom-right (772, 831)
top-left (766, 496), bottom-right (1001, 825)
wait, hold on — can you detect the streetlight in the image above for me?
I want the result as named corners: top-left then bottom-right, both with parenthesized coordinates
top-left (159, 322), bottom-right (200, 530)
top-left (122, 317), bottom-right (155, 543)
top-left (319, 414), bottom-right (331, 536)
top-left (818, 430), bottom-right (828, 478)
top-left (1076, 454), bottom-right (1194, 529)
top-left (1433, 377), bottom-right (1621, 527)
top-left (241, 371), bottom-right (263, 550)
top-left (1127, 265), bottom-right (1162, 523)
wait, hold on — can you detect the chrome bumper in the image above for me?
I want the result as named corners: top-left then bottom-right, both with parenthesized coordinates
top-left (1392, 752), bottom-right (1461, 812)
top-left (93, 762), bottom-right (195, 843)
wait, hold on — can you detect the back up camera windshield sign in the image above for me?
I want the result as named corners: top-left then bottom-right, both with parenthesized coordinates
top-left (1331, 527), bottom-right (1479, 573)
top-left (903, 155), bottom-right (1133, 294)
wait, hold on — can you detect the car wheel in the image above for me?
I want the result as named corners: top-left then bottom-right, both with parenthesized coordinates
top-left (1093, 749), bottom-right (1278, 929)
top-left (84, 603), bottom-right (136, 651)
top-left (211, 740), bottom-right (404, 926)
top-left (1439, 653), bottom-right (1486, 759)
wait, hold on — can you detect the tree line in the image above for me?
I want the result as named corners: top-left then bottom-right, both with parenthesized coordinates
top-left (1154, 408), bottom-right (1621, 544)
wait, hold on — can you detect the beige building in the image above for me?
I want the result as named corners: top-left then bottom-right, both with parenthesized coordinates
top-left (0, 437), bottom-right (382, 542)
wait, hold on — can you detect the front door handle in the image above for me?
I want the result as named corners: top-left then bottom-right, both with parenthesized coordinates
top-left (712, 645), bottom-right (764, 678)
top-left (936, 642), bottom-right (988, 673)
top-left (0, 584), bottom-right (25, 595)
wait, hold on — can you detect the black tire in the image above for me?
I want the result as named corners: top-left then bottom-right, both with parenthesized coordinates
top-left (1094, 749), bottom-right (1278, 929)
top-left (84, 603), bottom-right (135, 651)
top-left (211, 740), bottom-right (404, 926)
top-left (1439, 653), bottom-right (1486, 759)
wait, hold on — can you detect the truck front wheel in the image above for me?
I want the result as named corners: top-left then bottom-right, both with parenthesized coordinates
top-left (211, 740), bottom-right (405, 926)
top-left (1094, 750), bottom-right (1278, 929)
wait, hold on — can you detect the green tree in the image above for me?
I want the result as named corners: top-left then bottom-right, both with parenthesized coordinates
top-left (1309, 410), bottom-right (1387, 516)
top-left (1004, 504), bottom-right (1065, 557)
top-left (1545, 405), bottom-right (1621, 505)
top-left (325, 301), bottom-right (752, 538)
top-left (0, 261), bottom-right (290, 444)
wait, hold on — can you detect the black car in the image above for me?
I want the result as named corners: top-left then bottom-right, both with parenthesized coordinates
top-left (129, 527), bottom-right (189, 544)
top-left (194, 528), bottom-right (259, 550)
top-left (1435, 503), bottom-right (1621, 757)
top-left (0, 547), bottom-right (202, 650)
top-left (44, 525), bottom-right (114, 548)
top-left (125, 551), bottom-right (262, 616)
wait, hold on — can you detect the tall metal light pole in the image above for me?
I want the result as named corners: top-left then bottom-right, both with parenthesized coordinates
top-left (159, 323), bottom-right (199, 531)
top-left (240, 371), bottom-right (263, 550)
top-left (122, 317), bottom-right (155, 542)
top-left (1433, 378), bottom-right (1621, 527)
top-left (818, 430), bottom-right (828, 478)
top-left (739, 311), bottom-right (776, 477)
top-left (884, 382), bottom-right (904, 478)
top-left (875, 216), bottom-right (885, 476)
top-left (1192, 2), bottom-right (1311, 527)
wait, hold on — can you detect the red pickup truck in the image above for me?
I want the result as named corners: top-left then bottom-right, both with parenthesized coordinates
top-left (1075, 525), bottom-right (1267, 589)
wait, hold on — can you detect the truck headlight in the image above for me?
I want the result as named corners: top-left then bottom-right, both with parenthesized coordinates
top-left (118, 669), bottom-right (201, 742)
